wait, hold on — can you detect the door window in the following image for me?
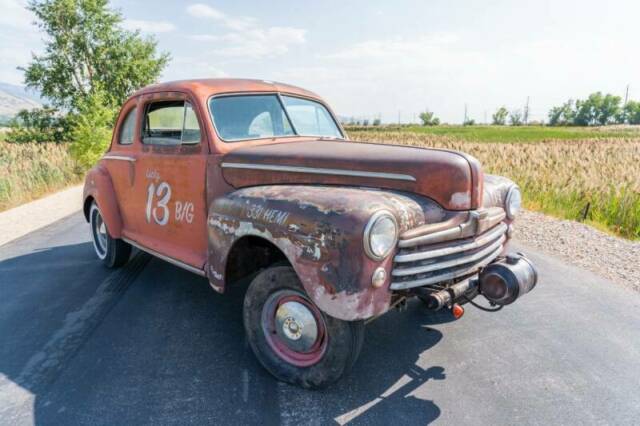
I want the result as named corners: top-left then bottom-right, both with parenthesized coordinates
top-left (142, 100), bottom-right (201, 145)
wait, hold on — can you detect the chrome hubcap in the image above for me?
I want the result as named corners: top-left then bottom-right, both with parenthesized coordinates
top-left (96, 216), bottom-right (107, 252)
top-left (90, 205), bottom-right (108, 259)
top-left (274, 301), bottom-right (318, 353)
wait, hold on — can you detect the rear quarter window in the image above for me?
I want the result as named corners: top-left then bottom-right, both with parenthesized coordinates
top-left (118, 108), bottom-right (136, 145)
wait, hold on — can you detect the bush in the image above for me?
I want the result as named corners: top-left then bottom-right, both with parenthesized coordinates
top-left (509, 109), bottom-right (523, 126)
top-left (492, 107), bottom-right (508, 125)
top-left (419, 111), bottom-right (440, 126)
top-left (5, 107), bottom-right (70, 143)
top-left (69, 89), bottom-right (117, 170)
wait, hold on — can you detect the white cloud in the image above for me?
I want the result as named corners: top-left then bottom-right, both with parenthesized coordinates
top-left (122, 19), bottom-right (176, 33)
top-left (272, 33), bottom-right (495, 123)
top-left (164, 57), bottom-right (228, 80)
top-left (325, 33), bottom-right (460, 60)
top-left (186, 3), bottom-right (305, 58)
top-left (186, 3), bottom-right (256, 31)
top-left (0, 0), bottom-right (39, 84)
top-left (0, 0), bottom-right (33, 30)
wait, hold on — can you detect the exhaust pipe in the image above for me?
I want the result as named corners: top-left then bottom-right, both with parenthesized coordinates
top-left (421, 279), bottom-right (476, 310)
top-left (479, 253), bottom-right (537, 305)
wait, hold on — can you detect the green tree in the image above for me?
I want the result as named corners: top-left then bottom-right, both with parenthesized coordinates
top-left (548, 100), bottom-right (575, 126)
top-left (419, 110), bottom-right (440, 126)
top-left (623, 100), bottom-right (640, 124)
top-left (492, 107), bottom-right (508, 125)
top-left (574, 92), bottom-right (621, 126)
top-left (22, 0), bottom-right (170, 111)
top-left (597, 93), bottom-right (622, 125)
top-left (68, 87), bottom-right (116, 169)
top-left (509, 109), bottom-right (523, 126)
top-left (6, 106), bottom-right (70, 143)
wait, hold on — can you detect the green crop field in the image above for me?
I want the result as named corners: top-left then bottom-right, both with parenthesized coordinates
top-left (348, 124), bottom-right (640, 143)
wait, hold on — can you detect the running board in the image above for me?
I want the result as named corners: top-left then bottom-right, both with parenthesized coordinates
top-left (122, 238), bottom-right (206, 277)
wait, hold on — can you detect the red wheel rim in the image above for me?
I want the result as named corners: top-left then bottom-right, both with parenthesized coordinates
top-left (261, 291), bottom-right (328, 367)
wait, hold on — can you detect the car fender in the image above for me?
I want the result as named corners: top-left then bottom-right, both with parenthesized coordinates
top-left (207, 185), bottom-right (445, 321)
top-left (83, 164), bottom-right (123, 238)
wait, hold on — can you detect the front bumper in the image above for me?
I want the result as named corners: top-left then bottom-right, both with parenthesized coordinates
top-left (391, 207), bottom-right (509, 290)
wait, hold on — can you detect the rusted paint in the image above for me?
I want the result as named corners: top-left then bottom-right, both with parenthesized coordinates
top-left (207, 185), bottom-right (445, 321)
top-left (221, 140), bottom-right (477, 211)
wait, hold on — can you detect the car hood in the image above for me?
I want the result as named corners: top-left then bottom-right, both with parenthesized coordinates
top-left (220, 140), bottom-right (483, 211)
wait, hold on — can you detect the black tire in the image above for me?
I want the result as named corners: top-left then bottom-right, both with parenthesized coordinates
top-left (243, 266), bottom-right (365, 389)
top-left (89, 202), bottom-right (131, 268)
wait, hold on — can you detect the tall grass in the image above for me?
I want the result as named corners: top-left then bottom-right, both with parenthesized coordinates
top-left (347, 130), bottom-right (640, 240)
top-left (0, 141), bottom-right (81, 211)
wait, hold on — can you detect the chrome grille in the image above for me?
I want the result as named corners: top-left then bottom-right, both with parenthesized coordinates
top-left (390, 208), bottom-right (508, 290)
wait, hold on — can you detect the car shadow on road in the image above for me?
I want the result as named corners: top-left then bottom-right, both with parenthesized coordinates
top-left (301, 303), bottom-right (452, 425)
top-left (1, 242), bottom-right (455, 425)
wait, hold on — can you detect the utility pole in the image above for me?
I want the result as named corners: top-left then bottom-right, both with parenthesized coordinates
top-left (398, 110), bottom-right (401, 125)
top-left (463, 103), bottom-right (468, 125)
top-left (624, 84), bottom-right (630, 106)
top-left (524, 96), bottom-right (530, 125)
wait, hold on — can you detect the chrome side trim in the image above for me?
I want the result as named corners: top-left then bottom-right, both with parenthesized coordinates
top-left (221, 162), bottom-right (416, 182)
top-left (103, 155), bottom-right (136, 162)
top-left (122, 237), bottom-right (206, 277)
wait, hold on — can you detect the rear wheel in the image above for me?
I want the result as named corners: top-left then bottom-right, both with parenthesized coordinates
top-left (89, 202), bottom-right (131, 268)
top-left (243, 266), bottom-right (365, 389)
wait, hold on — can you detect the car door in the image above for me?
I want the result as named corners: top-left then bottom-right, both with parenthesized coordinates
top-left (103, 98), bottom-right (141, 234)
top-left (125, 92), bottom-right (209, 270)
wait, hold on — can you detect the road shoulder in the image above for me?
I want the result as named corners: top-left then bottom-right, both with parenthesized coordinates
top-left (0, 185), bottom-right (83, 247)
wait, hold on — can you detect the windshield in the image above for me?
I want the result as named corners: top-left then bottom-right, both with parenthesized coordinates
top-left (209, 94), bottom-right (343, 141)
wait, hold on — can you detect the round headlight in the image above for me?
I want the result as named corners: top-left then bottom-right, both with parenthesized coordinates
top-left (364, 211), bottom-right (398, 260)
top-left (505, 186), bottom-right (522, 219)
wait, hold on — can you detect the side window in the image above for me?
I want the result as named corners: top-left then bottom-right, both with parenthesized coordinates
top-left (118, 108), bottom-right (136, 145)
top-left (142, 100), bottom-right (201, 145)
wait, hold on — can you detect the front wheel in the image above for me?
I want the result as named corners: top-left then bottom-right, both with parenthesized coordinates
top-left (243, 266), bottom-right (365, 389)
top-left (89, 202), bottom-right (131, 268)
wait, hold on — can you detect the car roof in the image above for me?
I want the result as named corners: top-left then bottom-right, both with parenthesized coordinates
top-left (130, 78), bottom-right (321, 100)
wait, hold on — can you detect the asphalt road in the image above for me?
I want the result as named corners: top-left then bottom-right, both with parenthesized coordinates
top-left (1, 212), bottom-right (639, 425)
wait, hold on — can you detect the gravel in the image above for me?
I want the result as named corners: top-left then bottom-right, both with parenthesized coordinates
top-left (514, 209), bottom-right (640, 292)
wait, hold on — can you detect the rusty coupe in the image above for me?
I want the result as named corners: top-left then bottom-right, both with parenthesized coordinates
top-left (83, 79), bottom-right (537, 388)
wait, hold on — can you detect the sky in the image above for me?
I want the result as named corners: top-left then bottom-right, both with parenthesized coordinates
top-left (1, 0), bottom-right (640, 123)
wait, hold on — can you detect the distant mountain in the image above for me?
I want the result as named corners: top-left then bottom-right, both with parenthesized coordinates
top-left (0, 83), bottom-right (43, 118)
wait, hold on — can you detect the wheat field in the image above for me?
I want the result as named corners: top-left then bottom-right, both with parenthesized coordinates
top-left (0, 141), bottom-right (81, 211)
top-left (348, 130), bottom-right (640, 240)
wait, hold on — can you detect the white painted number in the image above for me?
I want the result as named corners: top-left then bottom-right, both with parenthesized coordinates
top-left (145, 181), bottom-right (194, 225)
top-left (146, 182), bottom-right (172, 226)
